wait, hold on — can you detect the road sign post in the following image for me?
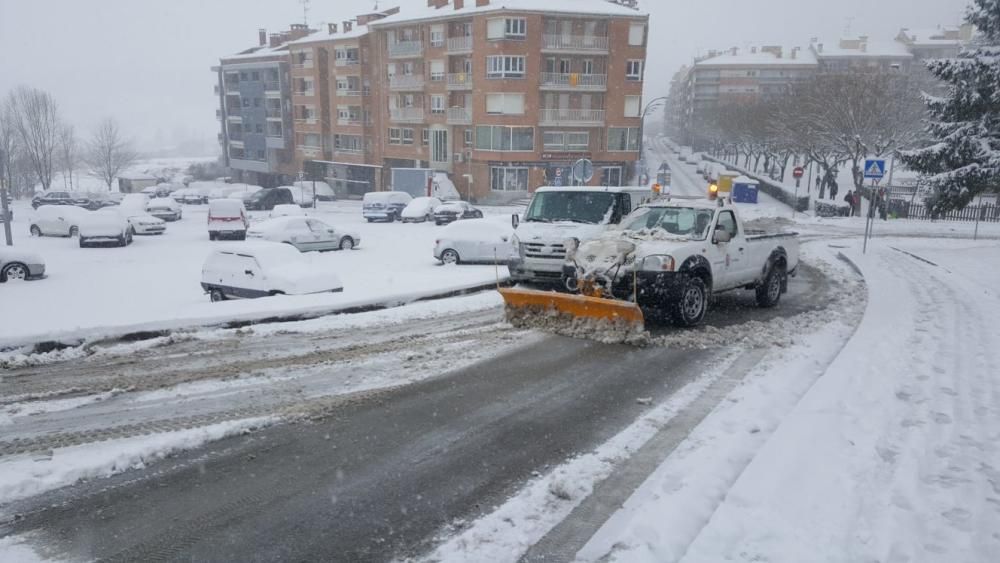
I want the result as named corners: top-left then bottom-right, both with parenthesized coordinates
top-left (862, 159), bottom-right (886, 254)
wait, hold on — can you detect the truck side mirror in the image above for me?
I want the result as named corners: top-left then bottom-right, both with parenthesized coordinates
top-left (511, 214), bottom-right (519, 229)
top-left (713, 230), bottom-right (732, 244)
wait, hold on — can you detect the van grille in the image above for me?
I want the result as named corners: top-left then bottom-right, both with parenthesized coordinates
top-left (522, 242), bottom-right (566, 259)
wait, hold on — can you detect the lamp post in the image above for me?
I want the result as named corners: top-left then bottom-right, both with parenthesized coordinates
top-left (637, 96), bottom-right (668, 184)
top-left (0, 148), bottom-right (12, 246)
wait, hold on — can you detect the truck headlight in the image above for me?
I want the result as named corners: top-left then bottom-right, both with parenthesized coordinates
top-left (640, 255), bottom-right (675, 272)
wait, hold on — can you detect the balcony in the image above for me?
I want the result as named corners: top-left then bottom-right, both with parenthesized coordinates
top-left (446, 36), bottom-right (473, 53)
top-left (447, 73), bottom-right (473, 90)
top-left (539, 108), bottom-right (606, 126)
top-left (540, 73), bottom-right (607, 91)
top-left (224, 83), bottom-right (240, 95)
top-left (294, 117), bottom-right (319, 126)
top-left (333, 147), bottom-right (366, 156)
top-left (292, 59), bottom-right (315, 69)
top-left (264, 81), bottom-right (280, 92)
top-left (335, 58), bottom-right (360, 67)
top-left (226, 107), bottom-right (243, 118)
top-left (541, 34), bottom-right (609, 53)
top-left (293, 89), bottom-right (316, 97)
top-left (388, 40), bottom-right (423, 58)
top-left (265, 135), bottom-right (286, 149)
top-left (265, 108), bottom-right (283, 119)
top-left (389, 75), bottom-right (425, 91)
top-left (337, 117), bottom-right (365, 127)
top-left (390, 108), bottom-right (425, 122)
top-left (336, 89), bottom-right (363, 98)
top-left (446, 107), bottom-right (472, 124)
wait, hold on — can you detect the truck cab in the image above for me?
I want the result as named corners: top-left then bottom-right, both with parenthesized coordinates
top-left (508, 186), bottom-right (653, 284)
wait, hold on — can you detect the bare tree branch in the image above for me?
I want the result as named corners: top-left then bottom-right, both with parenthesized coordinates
top-left (85, 118), bottom-right (138, 190)
top-left (5, 86), bottom-right (61, 193)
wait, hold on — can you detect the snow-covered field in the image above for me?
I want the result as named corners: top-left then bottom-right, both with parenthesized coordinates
top-left (1, 200), bottom-right (518, 348)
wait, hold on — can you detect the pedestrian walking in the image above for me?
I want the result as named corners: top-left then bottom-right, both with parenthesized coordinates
top-left (843, 190), bottom-right (855, 217)
top-left (829, 180), bottom-right (839, 202)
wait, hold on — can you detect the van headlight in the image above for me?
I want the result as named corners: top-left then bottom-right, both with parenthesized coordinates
top-left (640, 255), bottom-right (675, 272)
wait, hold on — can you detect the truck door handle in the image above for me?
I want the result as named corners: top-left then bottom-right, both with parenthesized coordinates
top-left (245, 270), bottom-right (255, 277)
top-left (738, 247), bottom-right (745, 252)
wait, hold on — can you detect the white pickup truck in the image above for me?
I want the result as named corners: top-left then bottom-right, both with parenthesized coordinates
top-left (563, 198), bottom-right (799, 326)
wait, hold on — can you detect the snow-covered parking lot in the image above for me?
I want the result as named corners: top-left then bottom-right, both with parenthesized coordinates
top-left (0, 200), bottom-right (519, 348)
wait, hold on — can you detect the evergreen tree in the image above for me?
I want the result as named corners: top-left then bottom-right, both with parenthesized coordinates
top-left (900, 0), bottom-right (1000, 213)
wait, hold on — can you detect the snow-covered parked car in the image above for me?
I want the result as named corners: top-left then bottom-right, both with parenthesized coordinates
top-left (434, 218), bottom-right (516, 265)
top-left (248, 216), bottom-right (359, 252)
top-left (281, 185), bottom-right (315, 208)
top-left (434, 201), bottom-right (483, 225)
top-left (0, 248), bottom-right (45, 282)
top-left (79, 209), bottom-right (133, 247)
top-left (172, 188), bottom-right (207, 205)
top-left (401, 197), bottom-right (442, 223)
top-left (200, 242), bottom-right (344, 301)
top-left (292, 180), bottom-right (336, 202)
top-left (118, 209), bottom-right (167, 235)
top-left (269, 204), bottom-right (306, 218)
top-left (146, 197), bottom-right (183, 221)
top-left (29, 205), bottom-right (88, 237)
top-left (363, 191), bottom-right (412, 222)
top-left (207, 199), bottom-right (249, 241)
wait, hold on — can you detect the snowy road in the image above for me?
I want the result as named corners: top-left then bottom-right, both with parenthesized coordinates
top-left (0, 254), bottom-right (839, 561)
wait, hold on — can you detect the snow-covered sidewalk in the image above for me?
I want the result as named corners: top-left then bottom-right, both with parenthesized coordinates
top-left (583, 238), bottom-right (1000, 562)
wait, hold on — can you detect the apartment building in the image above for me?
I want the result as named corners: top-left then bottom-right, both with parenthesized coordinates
top-left (810, 36), bottom-right (914, 73)
top-left (896, 24), bottom-right (974, 60)
top-left (364, 0), bottom-right (649, 200)
top-left (686, 46), bottom-right (817, 114)
top-left (213, 26), bottom-right (311, 187)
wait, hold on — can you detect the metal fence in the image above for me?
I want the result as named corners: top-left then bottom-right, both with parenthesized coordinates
top-left (884, 186), bottom-right (1000, 222)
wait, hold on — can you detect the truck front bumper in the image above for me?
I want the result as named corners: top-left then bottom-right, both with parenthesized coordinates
top-left (508, 256), bottom-right (566, 284)
top-left (562, 265), bottom-right (692, 306)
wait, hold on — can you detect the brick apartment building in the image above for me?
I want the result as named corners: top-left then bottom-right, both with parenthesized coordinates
top-left (213, 0), bottom-right (648, 200)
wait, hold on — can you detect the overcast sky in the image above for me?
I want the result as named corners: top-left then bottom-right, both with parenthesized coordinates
top-left (0, 0), bottom-right (968, 155)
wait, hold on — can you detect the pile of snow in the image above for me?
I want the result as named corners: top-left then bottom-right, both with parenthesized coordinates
top-left (505, 306), bottom-right (649, 346)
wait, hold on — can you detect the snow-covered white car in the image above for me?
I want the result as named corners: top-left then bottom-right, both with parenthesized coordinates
top-left (29, 205), bottom-right (88, 237)
top-left (0, 248), bottom-right (45, 282)
top-left (282, 185), bottom-right (315, 208)
top-left (146, 197), bottom-right (183, 221)
top-left (119, 210), bottom-right (167, 235)
top-left (363, 191), bottom-right (412, 222)
top-left (292, 180), bottom-right (335, 201)
top-left (200, 242), bottom-right (344, 301)
top-left (79, 209), bottom-right (132, 247)
top-left (269, 204), bottom-right (306, 218)
top-left (401, 197), bottom-right (442, 223)
top-left (207, 199), bottom-right (249, 240)
top-left (172, 188), bottom-right (207, 205)
top-left (434, 218), bottom-right (516, 265)
top-left (433, 201), bottom-right (483, 225)
top-left (248, 216), bottom-right (360, 252)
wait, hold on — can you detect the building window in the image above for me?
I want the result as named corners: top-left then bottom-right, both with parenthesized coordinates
top-left (543, 131), bottom-right (589, 151)
top-left (402, 128), bottom-right (415, 145)
top-left (628, 24), bottom-right (646, 46)
top-left (242, 98), bottom-right (250, 108)
top-left (486, 56), bottom-right (526, 79)
top-left (300, 133), bottom-right (322, 149)
top-left (582, 59), bottom-right (594, 75)
top-left (388, 128), bottom-right (402, 145)
top-left (430, 60), bottom-right (446, 81)
top-left (485, 93), bottom-right (525, 115)
top-left (490, 167), bottom-right (529, 192)
top-left (607, 127), bottom-right (640, 151)
top-left (422, 128), bottom-right (430, 146)
top-left (624, 95), bottom-right (641, 118)
top-left (430, 25), bottom-right (445, 47)
top-left (431, 95), bottom-right (446, 114)
top-left (240, 72), bottom-right (248, 80)
top-left (334, 135), bottom-right (363, 152)
top-left (255, 123), bottom-right (264, 134)
top-left (487, 17), bottom-right (526, 40)
top-left (253, 98), bottom-right (261, 107)
top-left (626, 60), bottom-right (644, 81)
top-left (464, 129), bottom-right (473, 146)
top-left (601, 166), bottom-right (623, 186)
top-left (251, 71), bottom-right (260, 81)
top-left (475, 126), bottom-right (534, 151)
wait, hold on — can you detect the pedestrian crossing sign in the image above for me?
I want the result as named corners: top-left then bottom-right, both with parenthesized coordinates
top-left (864, 159), bottom-right (886, 180)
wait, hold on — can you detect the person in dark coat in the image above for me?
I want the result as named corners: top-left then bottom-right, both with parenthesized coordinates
top-left (843, 190), bottom-right (855, 217)
top-left (829, 180), bottom-right (839, 202)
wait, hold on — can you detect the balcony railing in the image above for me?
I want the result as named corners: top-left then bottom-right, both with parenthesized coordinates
top-left (292, 59), bottom-right (315, 69)
top-left (294, 89), bottom-right (316, 97)
top-left (228, 132), bottom-right (244, 142)
top-left (265, 108), bottom-right (283, 119)
top-left (226, 107), bottom-right (243, 117)
top-left (266, 131), bottom-right (283, 138)
top-left (337, 118), bottom-right (365, 126)
top-left (224, 83), bottom-right (240, 94)
top-left (335, 58), bottom-right (360, 67)
top-left (541, 34), bottom-right (609, 52)
top-left (336, 89), bottom-right (363, 97)
top-left (294, 117), bottom-right (319, 125)
top-left (333, 147), bottom-right (365, 155)
top-left (539, 73), bottom-right (607, 90)
top-left (390, 108), bottom-right (425, 122)
top-left (264, 81), bottom-right (280, 91)
top-left (389, 75), bottom-right (425, 90)
top-left (447, 73), bottom-right (473, 90)
top-left (446, 36), bottom-right (473, 52)
top-left (539, 108), bottom-right (606, 125)
top-left (388, 40), bottom-right (423, 58)
top-left (446, 107), bottom-right (472, 124)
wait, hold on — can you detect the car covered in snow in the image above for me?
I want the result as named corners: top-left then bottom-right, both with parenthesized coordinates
top-left (29, 205), bottom-right (89, 237)
top-left (401, 197), bottom-right (442, 223)
top-left (433, 201), bottom-right (483, 225)
top-left (79, 209), bottom-right (133, 247)
top-left (282, 185), bottom-right (315, 208)
top-left (292, 180), bottom-right (336, 202)
top-left (31, 191), bottom-right (75, 209)
top-left (243, 187), bottom-right (295, 211)
top-left (247, 216), bottom-right (359, 252)
top-left (115, 209), bottom-right (167, 235)
top-left (146, 197), bottom-right (183, 221)
top-left (363, 191), bottom-right (412, 222)
top-left (0, 248), bottom-right (45, 282)
top-left (269, 204), bottom-right (306, 218)
top-left (433, 218), bottom-right (516, 265)
top-left (200, 242), bottom-right (344, 301)
top-left (207, 199), bottom-right (249, 240)
top-left (171, 188), bottom-right (207, 205)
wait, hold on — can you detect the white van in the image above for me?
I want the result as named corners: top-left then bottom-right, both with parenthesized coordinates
top-left (508, 186), bottom-right (654, 284)
top-left (207, 199), bottom-right (249, 240)
top-left (362, 191), bottom-right (413, 222)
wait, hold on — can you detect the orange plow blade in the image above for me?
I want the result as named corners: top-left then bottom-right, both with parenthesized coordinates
top-left (498, 287), bottom-right (645, 329)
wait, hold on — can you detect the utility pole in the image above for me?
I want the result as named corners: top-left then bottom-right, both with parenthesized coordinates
top-left (637, 97), bottom-right (667, 185)
top-left (0, 148), bottom-right (13, 246)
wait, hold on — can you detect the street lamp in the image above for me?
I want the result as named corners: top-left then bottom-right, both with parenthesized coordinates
top-left (637, 96), bottom-right (668, 183)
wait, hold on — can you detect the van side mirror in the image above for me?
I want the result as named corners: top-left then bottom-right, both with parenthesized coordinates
top-left (512, 214), bottom-right (520, 229)
top-left (713, 230), bottom-right (732, 244)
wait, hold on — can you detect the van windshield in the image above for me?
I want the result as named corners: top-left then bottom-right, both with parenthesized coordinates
top-left (621, 207), bottom-right (716, 241)
top-left (524, 192), bottom-right (617, 225)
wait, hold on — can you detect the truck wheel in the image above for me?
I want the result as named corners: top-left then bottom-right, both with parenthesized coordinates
top-left (672, 276), bottom-right (708, 327)
top-left (756, 264), bottom-right (784, 308)
top-left (210, 289), bottom-right (226, 302)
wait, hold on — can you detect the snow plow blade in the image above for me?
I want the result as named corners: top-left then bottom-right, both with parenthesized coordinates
top-left (498, 287), bottom-right (644, 329)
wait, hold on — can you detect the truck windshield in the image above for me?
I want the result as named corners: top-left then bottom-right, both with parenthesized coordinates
top-left (621, 207), bottom-right (715, 241)
top-left (524, 192), bottom-right (617, 224)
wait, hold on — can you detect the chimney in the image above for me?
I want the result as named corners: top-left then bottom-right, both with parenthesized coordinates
top-left (455, 0), bottom-right (465, 8)
top-left (791, 46), bottom-right (800, 59)
top-left (329, 23), bottom-right (338, 34)
top-left (343, 20), bottom-right (353, 32)
top-left (476, 0), bottom-right (490, 6)
top-left (730, 47), bottom-right (738, 56)
top-left (259, 29), bottom-right (267, 46)
top-left (269, 33), bottom-right (282, 48)
top-left (817, 43), bottom-right (823, 53)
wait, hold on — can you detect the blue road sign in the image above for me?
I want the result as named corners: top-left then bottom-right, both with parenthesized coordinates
top-left (864, 159), bottom-right (886, 180)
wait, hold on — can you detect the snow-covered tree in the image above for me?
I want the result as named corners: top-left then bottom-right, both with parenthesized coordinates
top-left (85, 118), bottom-right (137, 190)
top-left (900, 0), bottom-right (1000, 212)
top-left (5, 87), bottom-right (62, 193)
